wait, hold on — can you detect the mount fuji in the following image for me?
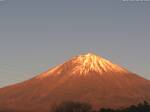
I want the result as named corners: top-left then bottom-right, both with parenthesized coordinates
top-left (0, 53), bottom-right (150, 112)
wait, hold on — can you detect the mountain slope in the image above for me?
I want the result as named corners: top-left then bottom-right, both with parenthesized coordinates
top-left (0, 53), bottom-right (150, 112)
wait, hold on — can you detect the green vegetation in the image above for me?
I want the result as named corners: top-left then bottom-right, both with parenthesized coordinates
top-left (52, 101), bottom-right (150, 112)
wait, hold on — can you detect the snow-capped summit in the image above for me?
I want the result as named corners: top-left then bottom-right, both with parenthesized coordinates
top-left (69, 53), bottom-right (128, 75)
top-left (37, 53), bottom-right (128, 78)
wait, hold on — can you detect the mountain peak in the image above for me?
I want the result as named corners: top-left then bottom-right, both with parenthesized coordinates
top-left (37, 53), bottom-right (129, 79)
top-left (70, 53), bottom-right (128, 75)
top-left (81, 52), bottom-right (100, 57)
top-left (76, 53), bottom-right (102, 61)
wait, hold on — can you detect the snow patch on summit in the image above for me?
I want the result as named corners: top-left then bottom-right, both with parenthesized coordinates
top-left (69, 53), bottom-right (128, 75)
top-left (37, 53), bottom-right (129, 79)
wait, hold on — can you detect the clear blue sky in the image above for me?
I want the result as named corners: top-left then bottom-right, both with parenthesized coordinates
top-left (0, 0), bottom-right (150, 87)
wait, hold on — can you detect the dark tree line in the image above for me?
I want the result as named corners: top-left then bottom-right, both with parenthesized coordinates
top-left (99, 101), bottom-right (150, 112)
top-left (51, 101), bottom-right (92, 112)
top-left (0, 101), bottom-right (150, 112)
top-left (52, 101), bottom-right (150, 112)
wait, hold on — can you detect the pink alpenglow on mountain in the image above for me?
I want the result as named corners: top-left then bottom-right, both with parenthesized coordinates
top-left (0, 53), bottom-right (150, 112)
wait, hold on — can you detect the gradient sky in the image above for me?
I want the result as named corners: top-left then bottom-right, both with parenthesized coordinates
top-left (0, 0), bottom-right (150, 87)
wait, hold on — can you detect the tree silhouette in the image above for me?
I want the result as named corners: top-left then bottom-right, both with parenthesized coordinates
top-left (99, 101), bottom-right (150, 112)
top-left (51, 101), bottom-right (92, 112)
top-left (51, 101), bottom-right (150, 112)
